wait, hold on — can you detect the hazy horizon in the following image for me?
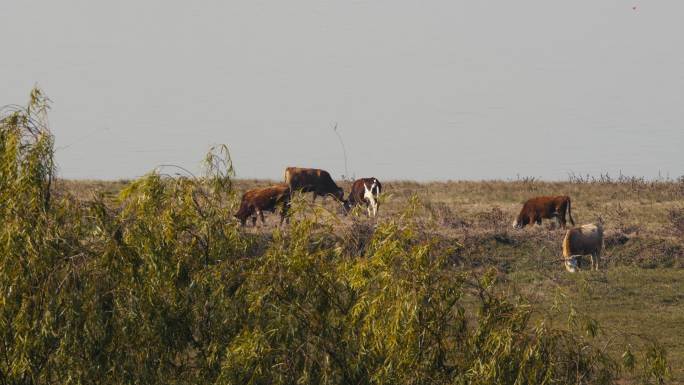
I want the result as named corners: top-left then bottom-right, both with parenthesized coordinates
top-left (3, 1), bottom-right (683, 181)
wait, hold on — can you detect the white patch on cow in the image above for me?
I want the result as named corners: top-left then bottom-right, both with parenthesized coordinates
top-left (364, 181), bottom-right (378, 217)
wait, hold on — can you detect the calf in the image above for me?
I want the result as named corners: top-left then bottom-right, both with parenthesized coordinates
top-left (343, 177), bottom-right (382, 217)
top-left (284, 167), bottom-right (345, 202)
top-left (512, 195), bottom-right (575, 229)
top-left (234, 184), bottom-right (291, 226)
top-left (562, 223), bottom-right (603, 272)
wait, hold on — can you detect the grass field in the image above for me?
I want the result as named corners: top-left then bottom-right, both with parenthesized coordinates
top-left (58, 177), bottom-right (684, 383)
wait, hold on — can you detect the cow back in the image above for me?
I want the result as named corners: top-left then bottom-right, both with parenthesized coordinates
top-left (563, 223), bottom-right (603, 256)
top-left (522, 195), bottom-right (569, 214)
top-left (285, 167), bottom-right (342, 198)
top-left (238, 184), bottom-right (290, 213)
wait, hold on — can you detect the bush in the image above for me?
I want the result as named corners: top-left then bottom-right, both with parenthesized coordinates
top-left (0, 89), bottom-right (669, 384)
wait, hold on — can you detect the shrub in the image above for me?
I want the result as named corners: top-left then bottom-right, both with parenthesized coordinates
top-left (0, 89), bottom-right (669, 385)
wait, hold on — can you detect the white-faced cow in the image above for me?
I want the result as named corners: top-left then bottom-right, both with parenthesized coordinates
top-left (284, 167), bottom-right (344, 202)
top-left (343, 177), bottom-right (382, 217)
top-left (562, 222), bottom-right (604, 272)
top-left (234, 184), bottom-right (291, 227)
top-left (512, 195), bottom-right (575, 229)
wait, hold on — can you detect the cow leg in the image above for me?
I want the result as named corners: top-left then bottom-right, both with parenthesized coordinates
top-left (593, 252), bottom-right (600, 271)
top-left (370, 201), bottom-right (378, 217)
top-left (363, 183), bottom-right (378, 218)
top-left (251, 215), bottom-right (257, 227)
top-left (279, 203), bottom-right (289, 226)
top-left (534, 216), bottom-right (542, 226)
top-left (258, 209), bottom-right (265, 226)
top-left (312, 192), bottom-right (317, 202)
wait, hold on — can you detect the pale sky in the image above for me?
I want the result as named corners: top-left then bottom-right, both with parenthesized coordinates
top-left (2, 1), bottom-right (682, 181)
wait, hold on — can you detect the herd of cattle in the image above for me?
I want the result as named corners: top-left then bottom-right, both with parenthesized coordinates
top-left (235, 167), bottom-right (602, 273)
top-left (235, 167), bottom-right (382, 226)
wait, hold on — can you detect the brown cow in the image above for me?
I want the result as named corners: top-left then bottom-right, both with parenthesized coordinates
top-left (512, 195), bottom-right (575, 229)
top-left (343, 177), bottom-right (382, 217)
top-left (562, 222), bottom-right (603, 272)
top-left (284, 167), bottom-right (344, 202)
top-left (234, 184), bottom-right (290, 226)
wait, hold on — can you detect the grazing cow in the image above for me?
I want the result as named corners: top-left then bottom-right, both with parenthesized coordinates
top-left (284, 167), bottom-right (344, 202)
top-left (512, 195), bottom-right (575, 229)
top-left (343, 177), bottom-right (382, 217)
top-left (234, 184), bottom-right (291, 226)
top-left (562, 223), bottom-right (604, 272)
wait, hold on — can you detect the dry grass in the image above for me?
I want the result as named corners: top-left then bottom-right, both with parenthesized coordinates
top-left (59, 177), bottom-right (684, 383)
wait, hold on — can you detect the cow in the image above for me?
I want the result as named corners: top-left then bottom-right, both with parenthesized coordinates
top-left (284, 167), bottom-right (344, 202)
top-left (343, 177), bottom-right (382, 217)
top-left (234, 184), bottom-right (291, 227)
top-left (562, 222), bottom-right (603, 272)
top-left (512, 195), bottom-right (575, 229)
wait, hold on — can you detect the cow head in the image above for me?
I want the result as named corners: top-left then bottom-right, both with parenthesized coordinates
top-left (234, 213), bottom-right (247, 226)
top-left (334, 186), bottom-right (345, 202)
top-left (342, 199), bottom-right (352, 215)
top-left (512, 214), bottom-right (527, 229)
top-left (564, 255), bottom-right (579, 273)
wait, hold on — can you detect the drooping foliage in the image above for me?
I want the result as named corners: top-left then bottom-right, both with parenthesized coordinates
top-left (0, 89), bottom-right (669, 384)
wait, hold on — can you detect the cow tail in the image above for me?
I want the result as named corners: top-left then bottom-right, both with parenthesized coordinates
top-left (567, 198), bottom-right (575, 226)
top-left (284, 168), bottom-right (294, 191)
top-left (373, 179), bottom-right (381, 210)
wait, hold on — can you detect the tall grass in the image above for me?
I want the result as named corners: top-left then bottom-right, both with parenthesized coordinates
top-left (0, 89), bottom-right (670, 384)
